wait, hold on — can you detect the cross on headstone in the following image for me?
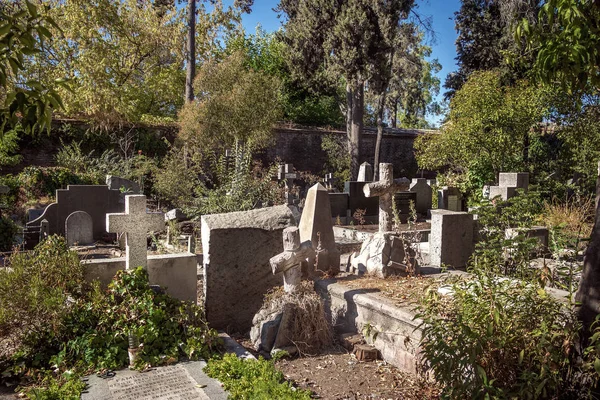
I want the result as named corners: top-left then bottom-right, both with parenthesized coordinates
top-left (106, 195), bottom-right (164, 270)
top-left (278, 163), bottom-right (298, 205)
top-left (270, 227), bottom-right (313, 293)
top-left (363, 163), bottom-right (410, 232)
top-left (324, 173), bottom-right (335, 191)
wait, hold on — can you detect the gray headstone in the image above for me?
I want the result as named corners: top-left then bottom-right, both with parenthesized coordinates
top-left (357, 162), bottom-right (373, 182)
top-left (165, 208), bottom-right (187, 222)
top-left (437, 186), bottom-right (463, 211)
top-left (201, 205), bottom-right (297, 332)
top-left (409, 178), bottom-right (433, 214)
top-left (65, 211), bottom-right (94, 246)
top-left (430, 210), bottom-right (474, 269)
top-left (499, 172), bottom-right (529, 190)
top-left (106, 175), bottom-right (140, 194)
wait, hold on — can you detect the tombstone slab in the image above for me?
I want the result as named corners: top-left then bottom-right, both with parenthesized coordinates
top-left (357, 162), bottom-right (373, 182)
top-left (65, 211), bottom-right (94, 246)
top-left (299, 183), bottom-right (340, 276)
top-left (201, 205), bottom-right (297, 332)
top-left (430, 210), bottom-right (473, 269)
top-left (437, 186), bottom-right (464, 212)
top-left (393, 191), bottom-right (417, 223)
top-left (409, 178), bottom-right (432, 214)
top-left (329, 193), bottom-right (349, 219)
top-left (344, 181), bottom-right (379, 216)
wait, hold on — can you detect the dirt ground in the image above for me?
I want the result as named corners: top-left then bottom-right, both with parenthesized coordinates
top-left (275, 347), bottom-right (439, 400)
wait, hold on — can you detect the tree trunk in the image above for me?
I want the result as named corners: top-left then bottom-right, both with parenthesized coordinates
top-left (347, 81), bottom-right (364, 181)
top-left (185, 0), bottom-right (196, 102)
top-left (575, 161), bottom-right (600, 338)
top-left (373, 92), bottom-right (386, 180)
top-left (391, 98), bottom-right (398, 128)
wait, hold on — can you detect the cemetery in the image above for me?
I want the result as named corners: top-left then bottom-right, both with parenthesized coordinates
top-left (1, 1), bottom-right (600, 399)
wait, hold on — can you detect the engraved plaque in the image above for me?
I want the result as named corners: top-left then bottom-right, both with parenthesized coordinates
top-left (107, 365), bottom-right (208, 400)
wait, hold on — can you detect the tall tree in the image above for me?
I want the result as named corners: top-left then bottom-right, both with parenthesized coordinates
top-left (278, 0), bottom-right (415, 180)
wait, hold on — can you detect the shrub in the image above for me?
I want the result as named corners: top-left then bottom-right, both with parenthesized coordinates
top-left (204, 353), bottom-right (312, 400)
top-left (18, 166), bottom-right (95, 199)
top-left (0, 215), bottom-right (17, 252)
top-left (418, 271), bottom-right (588, 399)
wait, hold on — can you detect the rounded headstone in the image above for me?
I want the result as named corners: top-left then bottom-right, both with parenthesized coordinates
top-left (65, 211), bottom-right (94, 246)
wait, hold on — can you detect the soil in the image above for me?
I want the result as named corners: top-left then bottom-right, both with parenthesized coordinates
top-left (275, 347), bottom-right (439, 399)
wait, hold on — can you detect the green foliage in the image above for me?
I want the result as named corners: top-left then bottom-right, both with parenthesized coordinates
top-left (415, 70), bottom-right (549, 199)
top-left (0, 128), bottom-right (21, 168)
top-left (204, 353), bottom-right (311, 400)
top-left (0, 1), bottom-right (67, 134)
top-left (418, 270), bottom-right (587, 399)
top-left (18, 166), bottom-right (95, 199)
top-left (0, 215), bottom-right (17, 252)
top-left (321, 134), bottom-right (350, 191)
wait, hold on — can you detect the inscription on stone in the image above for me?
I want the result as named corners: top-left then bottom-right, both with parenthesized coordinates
top-left (107, 365), bottom-right (207, 400)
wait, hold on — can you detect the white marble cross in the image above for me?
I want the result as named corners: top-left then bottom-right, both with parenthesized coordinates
top-left (106, 195), bottom-right (164, 270)
top-left (363, 163), bottom-right (410, 232)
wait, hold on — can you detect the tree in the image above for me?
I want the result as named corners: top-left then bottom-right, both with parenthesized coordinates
top-left (415, 70), bottom-right (548, 195)
top-left (0, 0), bottom-right (66, 134)
top-left (278, 0), bottom-right (415, 180)
top-left (514, 0), bottom-right (600, 335)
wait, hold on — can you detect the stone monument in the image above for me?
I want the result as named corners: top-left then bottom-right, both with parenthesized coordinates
top-left (363, 163), bottom-right (410, 232)
top-left (65, 211), bottom-right (94, 246)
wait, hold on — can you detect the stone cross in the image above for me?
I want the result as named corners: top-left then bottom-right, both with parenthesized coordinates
top-left (278, 163), bottom-right (298, 205)
top-left (324, 173), bottom-right (335, 191)
top-left (269, 227), bottom-right (313, 293)
top-left (363, 163), bottom-right (410, 232)
top-left (106, 195), bottom-right (164, 270)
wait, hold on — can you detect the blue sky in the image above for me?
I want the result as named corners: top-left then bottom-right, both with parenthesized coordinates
top-left (224, 0), bottom-right (462, 126)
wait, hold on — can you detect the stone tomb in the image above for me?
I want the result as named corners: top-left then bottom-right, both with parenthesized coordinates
top-left (65, 210), bottom-right (94, 246)
top-left (429, 210), bottom-right (474, 269)
top-left (27, 185), bottom-right (122, 241)
top-left (437, 186), bottom-right (464, 212)
top-left (344, 181), bottom-right (379, 217)
top-left (489, 172), bottom-right (529, 201)
top-left (409, 178), bottom-right (432, 214)
top-left (201, 205), bottom-right (297, 332)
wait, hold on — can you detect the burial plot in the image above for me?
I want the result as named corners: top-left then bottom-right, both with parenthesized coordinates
top-left (430, 209), bottom-right (474, 269)
top-left (201, 205), bottom-right (296, 331)
top-left (65, 211), bottom-right (94, 246)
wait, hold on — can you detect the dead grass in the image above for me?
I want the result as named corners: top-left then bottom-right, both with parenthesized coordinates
top-left (261, 282), bottom-right (333, 355)
top-left (539, 196), bottom-right (594, 247)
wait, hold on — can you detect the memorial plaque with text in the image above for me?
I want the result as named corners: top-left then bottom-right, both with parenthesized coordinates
top-left (107, 365), bottom-right (208, 400)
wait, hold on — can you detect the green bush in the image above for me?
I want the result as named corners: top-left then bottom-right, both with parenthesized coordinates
top-left (418, 271), bottom-right (589, 399)
top-left (204, 353), bottom-right (311, 400)
top-left (18, 166), bottom-right (95, 199)
top-left (0, 215), bottom-right (17, 252)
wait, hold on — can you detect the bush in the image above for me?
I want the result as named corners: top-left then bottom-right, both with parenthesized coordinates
top-left (0, 215), bottom-right (17, 252)
top-left (18, 166), bottom-right (95, 199)
top-left (204, 353), bottom-right (312, 400)
top-left (418, 271), bottom-right (589, 399)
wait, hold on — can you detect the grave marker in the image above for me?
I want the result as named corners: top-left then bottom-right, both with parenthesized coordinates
top-left (106, 195), bottom-right (164, 270)
top-left (270, 227), bottom-right (313, 293)
top-left (357, 162), bottom-right (373, 182)
top-left (363, 163), bottom-right (410, 232)
top-left (65, 211), bottom-right (94, 246)
top-left (409, 178), bottom-right (432, 214)
top-left (278, 163), bottom-right (298, 206)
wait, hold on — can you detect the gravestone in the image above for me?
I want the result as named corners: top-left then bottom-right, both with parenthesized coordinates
top-left (106, 175), bottom-right (140, 194)
top-left (26, 185), bottom-right (122, 243)
top-left (270, 227), bottom-right (313, 293)
top-left (349, 232), bottom-right (418, 278)
top-left (299, 183), bottom-right (340, 276)
top-left (437, 186), bottom-right (464, 212)
top-left (278, 163), bottom-right (298, 206)
top-left (27, 208), bottom-right (45, 222)
top-left (329, 192), bottom-right (349, 219)
top-left (357, 162), bottom-right (373, 182)
top-left (165, 208), bottom-right (187, 222)
top-left (324, 173), bottom-right (336, 191)
top-left (489, 172), bottom-right (529, 201)
top-left (65, 211), bottom-right (94, 246)
top-left (106, 195), bottom-right (164, 270)
top-left (201, 205), bottom-right (297, 331)
top-left (344, 181), bottom-right (379, 217)
top-left (363, 163), bottom-right (410, 232)
top-left (409, 178), bottom-right (432, 214)
top-left (430, 210), bottom-right (473, 269)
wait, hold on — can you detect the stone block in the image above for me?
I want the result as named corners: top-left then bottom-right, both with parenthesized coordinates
top-left (165, 208), bottom-right (187, 222)
top-left (344, 181), bottom-right (379, 216)
top-left (409, 178), bottom-right (433, 214)
top-left (357, 162), bottom-right (373, 182)
top-left (499, 172), bottom-right (529, 190)
top-left (505, 225), bottom-right (549, 253)
top-left (27, 208), bottom-right (44, 222)
top-left (437, 186), bottom-right (464, 211)
top-left (201, 205), bottom-right (297, 332)
top-left (329, 193), bottom-right (349, 218)
top-left (430, 210), bottom-right (474, 269)
top-left (489, 186), bottom-right (517, 201)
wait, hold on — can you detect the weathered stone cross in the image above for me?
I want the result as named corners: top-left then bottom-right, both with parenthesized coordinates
top-left (270, 227), bottom-right (313, 293)
top-left (363, 163), bottom-right (410, 232)
top-left (278, 163), bottom-right (298, 205)
top-left (106, 195), bottom-right (164, 270)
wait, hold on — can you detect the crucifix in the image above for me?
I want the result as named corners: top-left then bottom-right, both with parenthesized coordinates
top-left (270, 227), bottom-right (313, 293)
top-left (324, 173), bottom-right (335, 191)
top-left (278, 163), bottom-right (298, 206)
top-left (363, 163), bottom-right (410, 232)
top-left (106, 195), bottom-right (164, 270)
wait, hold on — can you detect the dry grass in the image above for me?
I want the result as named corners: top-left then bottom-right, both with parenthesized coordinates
top-left (261, 282), bottom-right (333, 355)
top-left (539, 196), bottom-right (594, 247)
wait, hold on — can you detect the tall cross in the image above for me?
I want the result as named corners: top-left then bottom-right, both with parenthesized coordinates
top-left (363, 163), bottom-right (410, 232)
top-left (278, 163), bottom-right (298, 205)
top-left (270, 227), bottom-right (313, 293)
top-left (106, 195), bottom-right (164, 270)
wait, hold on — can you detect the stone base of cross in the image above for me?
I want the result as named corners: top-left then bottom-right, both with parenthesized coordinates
top-left (106, 195), bottom-right (164, 270)
top-left (270, 227), bottom-right (313, 293)
top-left (363, 163), bottom-right (410, 232)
